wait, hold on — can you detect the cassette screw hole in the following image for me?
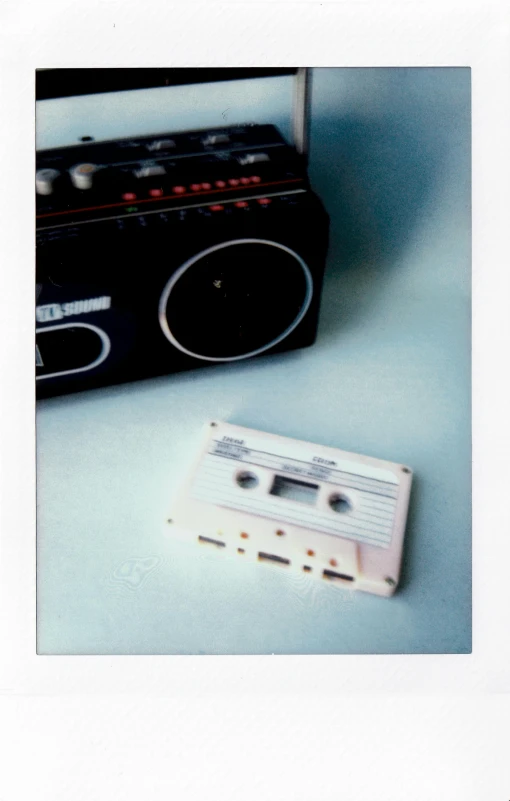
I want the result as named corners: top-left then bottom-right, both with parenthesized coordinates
top-left (385, 577), bottom-right (396, 587)
top-left (236, 471), bottom-right (259, 489)
top-left (307, 549), bottom-right (315, 557)
top-left (167, 519), bottom-right (173, 524)
top-left (329, 493), bottom-right (352, 513)
top-left (276, 529), bottom-right (285, 537)
top-left (402, 466), bottom-right (411, 474)
top-left (210, 422), bottom-right (217, 427)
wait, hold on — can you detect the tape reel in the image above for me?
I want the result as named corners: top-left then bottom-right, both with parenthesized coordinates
top-left (168, 422), bottom-right (413, 597)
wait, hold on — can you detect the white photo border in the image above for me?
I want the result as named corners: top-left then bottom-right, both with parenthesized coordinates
top-left (0, 0), bottom-right (509, 702)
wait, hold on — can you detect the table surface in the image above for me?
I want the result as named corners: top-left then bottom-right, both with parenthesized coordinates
top-left (36, 68), bottom-right (471, 654)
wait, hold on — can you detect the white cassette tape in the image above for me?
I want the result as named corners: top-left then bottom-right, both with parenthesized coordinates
top-left (168, 422), bottom-right (413, 596)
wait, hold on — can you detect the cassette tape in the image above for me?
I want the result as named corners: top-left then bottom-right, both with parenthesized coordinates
top-left (168, 422), bottom-right (413, 596)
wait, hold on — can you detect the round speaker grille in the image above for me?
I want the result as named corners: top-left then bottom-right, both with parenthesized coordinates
top-left (158, 239), bottom-right (313, 361)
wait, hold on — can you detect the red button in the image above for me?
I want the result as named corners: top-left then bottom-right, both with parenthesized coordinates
top-left (215, 180), bottom-right (227, 188)
top-left (235, 201), bottom-right (249, 208)
top-left (190, 183), bottom-right (202, 191)
top-left (228, 178), bottom-right (240, 187)
top-left (149, 188), bottom-right (163, 197)
top-left (250, 176), bottom-right (261, 184)
top-left (240, 177), bottom-right (251, 185)
top-left (210, 204), bottom-right (224, 212)
top-left (172, 186), bottom-right (186, 194)
top-left (201, 182), bottom-right (212, 190)
top-left (122, 192), bottom-right (137, 201)
top-left (257, 197), bottom-right (271, 205)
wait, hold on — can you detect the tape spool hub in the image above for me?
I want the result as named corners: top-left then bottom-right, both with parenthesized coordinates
top-left (159, 239), bottom-right (313, 361)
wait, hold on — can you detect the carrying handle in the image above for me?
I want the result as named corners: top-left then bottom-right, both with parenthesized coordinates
top-left (292, 67), bottom-right (311, 161)
top-left (36, 67), bottom-right (312, 158)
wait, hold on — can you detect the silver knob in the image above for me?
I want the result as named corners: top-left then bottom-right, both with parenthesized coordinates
top-left (70, 163), bottom-right (98, 190)
top-left (36, 168), bottom-right (60, 195)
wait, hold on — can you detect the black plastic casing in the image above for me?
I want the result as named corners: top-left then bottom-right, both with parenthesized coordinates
top-left (36, 124), bottom-right (329, 397)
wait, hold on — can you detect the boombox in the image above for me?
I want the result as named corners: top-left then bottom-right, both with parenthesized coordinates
top-left (35, 69), bottom-right (329, 398)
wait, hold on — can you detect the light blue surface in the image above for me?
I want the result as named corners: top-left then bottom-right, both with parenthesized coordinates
top-left (36, 68), bottom-right (471, 654)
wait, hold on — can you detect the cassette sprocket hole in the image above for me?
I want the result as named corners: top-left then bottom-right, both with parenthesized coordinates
top-left (329, 493), bottom-right (352, 513)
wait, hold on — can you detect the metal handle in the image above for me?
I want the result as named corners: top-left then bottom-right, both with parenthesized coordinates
top-left (36, 67), bottom-right (313, 157)
top-left (36, 68), bottom-right (299, 99)
top-left (292, 68), bottom-right (311, 161)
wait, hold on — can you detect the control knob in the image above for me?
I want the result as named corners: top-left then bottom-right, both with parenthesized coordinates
top-left (69, 163), bottom-right (98, 190)
top-left (36, 168), bottom-right (60, 196)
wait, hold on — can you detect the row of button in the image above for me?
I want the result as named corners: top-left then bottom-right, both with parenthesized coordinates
top-left (36, 194), bottom-right (303, 244)
top-left (146, 196), bottom-right (267, 219)
top-left (37, 153), bottom-right (270, 197)
top-left (112, 126), bottom-right (282, 160)
top-left (112, 196), bottom-right (281, 231)
top-left (144, 133), bottom-right (231, 152)
top-left (130, 152), bottom-right (269, 179)
top-left (120, 176), bottom-right (262, 202)
top-left (144, 137), bottom-right (270, 163)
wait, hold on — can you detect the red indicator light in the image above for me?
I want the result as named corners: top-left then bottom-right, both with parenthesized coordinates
top-left (215, 180), bottom-right (227, 188)
top-left (172, 185), bottom-right (186, 194)
top-left (235, 201), bottom-right (249, 208)
top-left (210, 204), bottom-right (224, 212)
top-left (250, 176), bottom-right (261, 184)
top-left (228, 178), bottom-right (240, 187)
top-left (122, 192), bottom-right (137, 201)
top-left (257, 197), bottom-right (271, 205)
top-left (201, 182), bottom-right (212, 190)
top-left (190, 183), bottom-right (202, 191)
top-left (240, 177), bottom-right (251, 185)
top-left (149, 188), bottom-right (163, 197)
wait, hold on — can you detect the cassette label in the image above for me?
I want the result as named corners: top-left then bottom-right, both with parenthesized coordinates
top-left (193, 435), bottom-right (399, 548)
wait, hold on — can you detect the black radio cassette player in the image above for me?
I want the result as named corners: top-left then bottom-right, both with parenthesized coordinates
top-left (35, 69), bottom-right (329, 397)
